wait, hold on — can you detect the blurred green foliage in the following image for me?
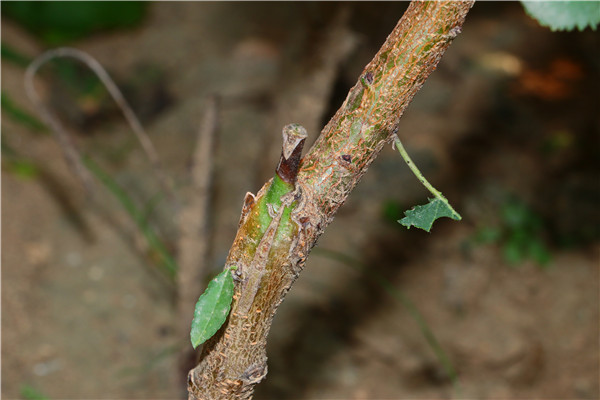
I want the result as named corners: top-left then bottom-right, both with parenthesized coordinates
top-left (1, 43), bottom-right (32, 67)
top-left (2, 2), bottom-right (147, 45)
top-left (382, 199), bottom-right (405, 226)
top-left (474, 197), bottom-right (552, 268)
top-left (52, 58), bottom-right (103, 94)
top-left (2, 159), bottom-right (40, 180)
top-left (20, 384), bottom-right (49, 400)
top-left (1, 91), bottom-right (47, 133)
top-left (1, 140), bottom-right (40, 180)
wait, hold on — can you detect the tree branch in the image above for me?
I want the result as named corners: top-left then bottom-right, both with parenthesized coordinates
top-left (187, 2), bottom-right (474, 399)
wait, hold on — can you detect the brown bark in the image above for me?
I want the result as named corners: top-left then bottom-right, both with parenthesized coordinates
top-left (187, 2), bottom-right (474, 398)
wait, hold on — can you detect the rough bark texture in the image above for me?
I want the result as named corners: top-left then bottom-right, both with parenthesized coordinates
top-left (187, 2), bottom-right (474, 399)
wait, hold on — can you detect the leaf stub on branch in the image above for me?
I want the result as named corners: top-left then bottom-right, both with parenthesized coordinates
top-left (276, 123), bottom-right (308, 186)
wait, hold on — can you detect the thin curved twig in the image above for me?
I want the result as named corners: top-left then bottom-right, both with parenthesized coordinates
top-left (24, 47), bottom-right (177, 203)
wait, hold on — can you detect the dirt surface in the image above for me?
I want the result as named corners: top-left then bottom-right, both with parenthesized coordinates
top-left (2, 3), bottom-right (599, 399)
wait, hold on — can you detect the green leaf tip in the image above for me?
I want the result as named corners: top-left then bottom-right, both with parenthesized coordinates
top-left (190, 267), bottom-right (236, 349)
top-left (521, 1), bottom-right (600, 32)
top-left (399, 198), bottom-right (461, 232)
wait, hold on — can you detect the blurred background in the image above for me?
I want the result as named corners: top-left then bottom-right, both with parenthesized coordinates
top-left (2, 2), bottom-right (598, 399)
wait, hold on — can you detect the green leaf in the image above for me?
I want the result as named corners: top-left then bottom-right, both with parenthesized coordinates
top-left (521, 1), bottom-right (600, 32)
top-left (190, 268), bottom-right (235, 349)
top-left (399, 198), bottom-right (461, 232)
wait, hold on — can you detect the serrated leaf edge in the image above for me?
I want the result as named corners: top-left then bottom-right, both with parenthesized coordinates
top-left (521, 1), bottom-right (600, 32)
top-left (398, 197), bottom-right (461, 232)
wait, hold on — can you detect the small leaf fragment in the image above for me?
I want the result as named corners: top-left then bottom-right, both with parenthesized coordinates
top-left (399, 198), bottom-right (461, 232)
top-left (190, 268), bottom-right (235, 349)
top-left (521, 1), bottom-right (600, 32)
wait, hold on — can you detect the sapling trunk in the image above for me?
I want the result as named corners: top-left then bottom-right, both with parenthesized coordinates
top-left (187, 2), bottom-right (474, 398)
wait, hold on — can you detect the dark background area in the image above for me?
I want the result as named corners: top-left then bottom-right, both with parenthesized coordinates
top-left (2, 2), bottom-right (598, 399)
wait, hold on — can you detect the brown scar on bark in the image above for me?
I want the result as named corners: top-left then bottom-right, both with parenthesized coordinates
top-left (276, 124), bottom-right (307, 186)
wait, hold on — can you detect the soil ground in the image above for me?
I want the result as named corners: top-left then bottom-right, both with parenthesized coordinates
top-left (2, 3), bottom-right (599, 399)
